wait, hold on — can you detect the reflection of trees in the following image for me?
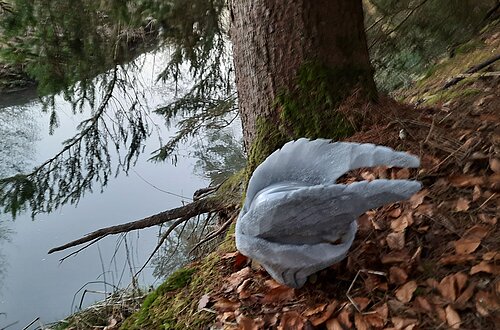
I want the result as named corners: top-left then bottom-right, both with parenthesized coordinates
top-left (152, 215), bottom-right (220, 279)
top-left (193, 128), bottom-right (246, 185)
top-left (0, 222), bottom-right (11, 291)
top-left (0, 105), bottom-right (39, 178)
top-left (0, 0), bottom-right (235, 218)
top-left (0, 66), bottom-right (153, 218)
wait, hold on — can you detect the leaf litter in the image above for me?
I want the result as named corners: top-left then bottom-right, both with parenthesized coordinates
top-left (201, 49), bottom-right (499, 329)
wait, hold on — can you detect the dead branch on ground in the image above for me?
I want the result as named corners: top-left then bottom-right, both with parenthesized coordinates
top-left (443, 54), bottom-right (500, 89)
top-left (48, 197), bottom-right (228, 254)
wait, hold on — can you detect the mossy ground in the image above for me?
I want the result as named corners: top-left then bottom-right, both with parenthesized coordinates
top-left (120, 223), bottom-right (238, 330)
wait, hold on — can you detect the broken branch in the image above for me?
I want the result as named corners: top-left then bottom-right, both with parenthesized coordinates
top-left (443, 54), bottom-right (500, 89)
top-left (48, 197), bottom-right (225, 254)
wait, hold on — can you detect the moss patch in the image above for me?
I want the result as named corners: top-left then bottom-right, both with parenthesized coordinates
top-left (121, 268), bottom-right (196, 329)
top-left (121, 228), bottom-right (237, 330)
top-left (247, 61), bottom-right (376, 174)
top-left (276, 62), bottom-right (375, 139)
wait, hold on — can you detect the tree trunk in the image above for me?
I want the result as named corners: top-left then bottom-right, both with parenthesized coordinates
top-left (229, 0), bottom-right (377, 168)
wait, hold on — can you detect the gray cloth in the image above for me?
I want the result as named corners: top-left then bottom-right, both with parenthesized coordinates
top-left (236, 138), bottom-right (421, 288)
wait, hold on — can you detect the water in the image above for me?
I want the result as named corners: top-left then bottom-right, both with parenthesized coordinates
top-left (0, 51), bottom-right (211, 328)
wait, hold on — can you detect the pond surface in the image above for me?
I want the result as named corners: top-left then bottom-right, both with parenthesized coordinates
top-left (0, 51), bottom-right (211, 328)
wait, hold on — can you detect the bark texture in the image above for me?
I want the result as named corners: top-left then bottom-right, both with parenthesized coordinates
top-left (229, 0), bottom-right (376, 150)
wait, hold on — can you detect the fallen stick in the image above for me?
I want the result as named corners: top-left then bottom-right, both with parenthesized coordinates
top-left (48, 198), bottom-right (225, 254)
top-left (443, 54), bottom-right (500, 89)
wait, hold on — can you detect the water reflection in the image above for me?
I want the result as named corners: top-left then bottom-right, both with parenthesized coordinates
top-left (193, 127), bottom-right (245, 185)
top-left (0, 221), bottom-right (10, 291)
top-left (0, 51), bottom-right (209, 328)
top-left (0, 104), bottom-right (40, 178)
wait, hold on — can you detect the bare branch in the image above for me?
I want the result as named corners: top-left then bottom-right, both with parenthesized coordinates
top-left (48, 198), bottom-right (225, 254)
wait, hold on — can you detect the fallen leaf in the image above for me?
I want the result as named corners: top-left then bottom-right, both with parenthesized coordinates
top-left (309, 301), bottom-right (338, 326)
top-left (463, 225), bottom-right (489, 240)
top-left (409, 189), bottom-right (428, 208)
top-left (470, 261), bottom-right (500, 275)
top-left (455, 282), bottom-right (476, 308)
top-left (375, 302), bottom-right (389, 319)
top-left (426, 278), bottom-right (439, 289)
top-left (222, 251), bottom-right (239, 259)
top-left (237, 314), bottom-right (264, 330)
top-left (354, 313), bottom-right (370, 330)
top-left (445, 305), bottom-right (461, 329)
top-left (391, 213), bottom-right (413, 232)
top-left (197, 294), bottom-right (211, 311)
top-left (391, 317), bottom-right (418, 329)
top-left (453, 238), bottom-right (481, 254)
top-left (364, 274), bottom-right (388, 291)
top-left (336, 307), bottom-right (352, 329)
top-left (278, 311), bottom-right (304, 330)
top-left (357, 213), bottom-right (372, 232)
top-left (395, 281), bottom-right (417, 303)
top-left (472, 185), bottom-right (481, 201)
top-left (234, 253), bottom-right (249, 269)
top-left (264, 279), bottom-right (282, 289)
top-left (353, 297), bottom-right (370, 312)
top-left (415, 203), bottom-right (434, 217)
top-left (361, 170), bottom-right (376, 181)
top-left (213, 298), bottom-right (240, 312)
top-left (260, 286), bottom-right (295, 304)
top-left (455, 272), bottom-right (468, 292)
top-left (363, 303), bottom-right (388, 328)
top-left (431, 305), bottom-right (445, 323)
top-left (478, 213), bottom-right (497, 225)
top-left (224, 267), bottom-right (251, 292)
top-left (438, 275), bottom-right (458, 302)
top-left (303, 303), bottom-right (327, 317)
top-left (490, 158), bottom-right (500, 173)
top-left (237, 278), bottom-right (252, 299)
top-left (448, 175), bottom-right (484, 187)
top-left (325, 318), bottom-right (343, 330)
top-left (220, 311), bottom-right (236, 323)
top-left (382, 250), bottom-right (411, 264)
top-left (389, 266), bottom-right (408, 285)
top-left (387, 231), bottom-right (405, 250)
top-left (388, 207), bottom-right (402, 218)
top-left (455, 197), bottom-right (470, 212)
top-left (475, 290), bottom-right (500, 317)
top-left (395, 168), bottom-right (410, 179)
top-left (483, 251), bottom-right (499, 261)
top-left (414, 296), bottom-right (432, 312)
top-left (438, 254), bottom-right (475, 265)
top-left (264, 313), bottom-right (279, 328)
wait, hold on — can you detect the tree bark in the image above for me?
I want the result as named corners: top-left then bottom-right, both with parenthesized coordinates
top-left (229, 0), bottom-right (376, 157)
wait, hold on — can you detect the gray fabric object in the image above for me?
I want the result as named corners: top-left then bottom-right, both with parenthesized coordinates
top-left (236, 138), bottom-right (421, 288)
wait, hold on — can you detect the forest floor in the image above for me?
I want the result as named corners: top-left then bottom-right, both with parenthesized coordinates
top-left (183, 32), bottom-right (499, 330)
top-left (58, 27), bottom-right (500, 330)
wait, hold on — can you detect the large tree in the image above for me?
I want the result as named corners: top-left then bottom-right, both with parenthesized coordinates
top-left (229, 0), bottom-right (377, 169)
